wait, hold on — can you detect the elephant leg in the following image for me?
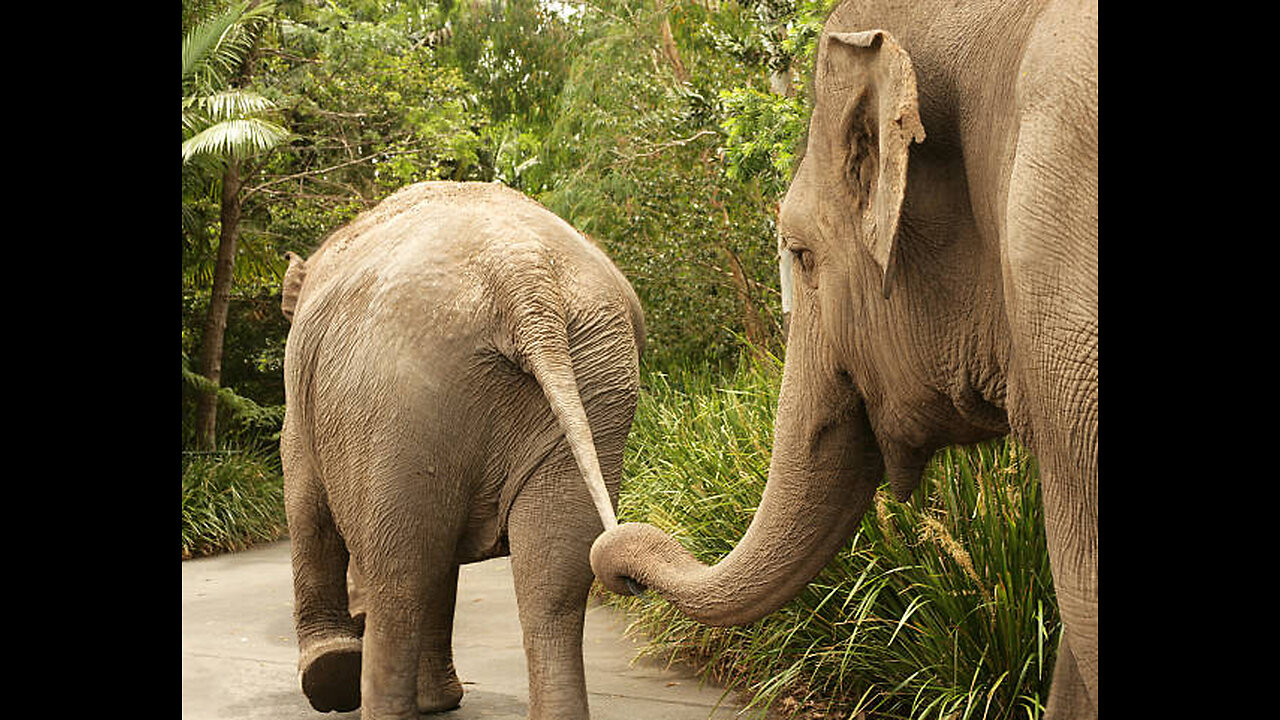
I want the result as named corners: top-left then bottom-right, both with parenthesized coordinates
top-left (1006, 40), bottom-right (1098, 718)
top-left (1040, 465), bottom-right (1098, 720)
top-left (282, 426), bottom-right (362, 713)
top-left (507, 451), bottom-right (600, 720)
top-left (358, 494), bottom-right (465, 719)
top-left (1045, 635), bottom-right (1095, 720)
top-left (416, 563), bottom-right (463, 713)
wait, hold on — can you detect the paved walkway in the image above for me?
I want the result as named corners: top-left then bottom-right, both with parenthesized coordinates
top-left (182, 539), bottom-right (765, 719)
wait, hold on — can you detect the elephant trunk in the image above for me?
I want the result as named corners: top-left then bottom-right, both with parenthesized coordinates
top-left (590, 353), bottom-right (884, 627)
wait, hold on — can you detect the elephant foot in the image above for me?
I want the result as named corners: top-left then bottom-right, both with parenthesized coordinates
top-left (299, 635), bottom-right (362, 713)
top-left (417, 684), bottom-right (463, 714)
top-left (418, 659), bottom-right (464, 714)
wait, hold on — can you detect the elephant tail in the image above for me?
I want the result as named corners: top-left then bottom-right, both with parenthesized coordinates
top-left (522, 332), bottom-right (618, 531)
top-left (499, 244), bottom-right (618, 532)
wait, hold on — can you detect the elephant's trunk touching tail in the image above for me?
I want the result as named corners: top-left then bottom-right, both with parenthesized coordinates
top-left (590, 317), bottom-right (884, 622)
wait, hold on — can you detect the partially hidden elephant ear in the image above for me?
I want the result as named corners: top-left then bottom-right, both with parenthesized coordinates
top-left (281, 251), bottom-right (308, 322)
top-left (820, 29), bottom-right (926, 298)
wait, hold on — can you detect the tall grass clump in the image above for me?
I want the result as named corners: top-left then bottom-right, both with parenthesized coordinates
top-left (181, 449), bottom-right (288, 559)
top-left (606, 352), bottom-right (1060, 719)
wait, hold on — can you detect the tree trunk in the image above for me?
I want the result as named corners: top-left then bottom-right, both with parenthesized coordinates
top-left (719, 243), bottom-right (767, 350)
top-left (657, 14), bottom-right (688, 84)
top-left (194, 158), bottom-right (242, 450)
top-left (707, 190), bottom-right (770, 351)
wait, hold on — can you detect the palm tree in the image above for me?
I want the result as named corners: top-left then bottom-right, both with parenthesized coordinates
top-left (182, 0), bottom-right (289, 451)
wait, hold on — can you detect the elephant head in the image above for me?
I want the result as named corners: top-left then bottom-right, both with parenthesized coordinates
top-left (590, 29), bottom-right (1012, 625)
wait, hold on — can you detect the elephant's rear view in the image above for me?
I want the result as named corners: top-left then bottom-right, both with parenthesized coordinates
top-left (279, 181), bottom-right (644, 720)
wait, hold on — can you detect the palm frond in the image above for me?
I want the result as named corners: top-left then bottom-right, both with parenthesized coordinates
top-left (182, 117), bottom-right (292, 164)
top-left (196, 89), bottom-right (281, 122)
top-left (182, 88), bottom-right (282, 140)
top-left (182, 0), bottom-right (276, 87)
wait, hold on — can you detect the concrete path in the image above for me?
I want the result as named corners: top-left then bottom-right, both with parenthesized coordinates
top-left (182, 539), bottom-right (765, 719)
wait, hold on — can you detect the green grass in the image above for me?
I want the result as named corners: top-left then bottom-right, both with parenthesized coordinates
top-left (605, 353), bottom-right (1060, 719)
top-left (181, 449), bottom-right (288, 559)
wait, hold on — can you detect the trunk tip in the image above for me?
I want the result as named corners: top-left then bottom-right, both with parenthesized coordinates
top-left (623, 577), bottom-right (648, 597)
top-left (590, 521), bottom-right (681, 597)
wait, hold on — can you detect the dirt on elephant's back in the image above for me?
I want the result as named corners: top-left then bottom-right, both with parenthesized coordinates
top-left (311, 181), bottom-right (548, 260)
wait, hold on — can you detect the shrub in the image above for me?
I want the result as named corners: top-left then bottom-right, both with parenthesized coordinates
top-left (181, 450), bottom-right (287, 559)
top-left (606, 354), bottom-right (1060, 719)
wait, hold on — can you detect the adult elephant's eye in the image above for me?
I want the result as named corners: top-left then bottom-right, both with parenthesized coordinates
top-left (792, 247), bottom-right (815, 273)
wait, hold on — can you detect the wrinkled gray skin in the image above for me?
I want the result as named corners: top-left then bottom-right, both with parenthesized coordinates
top-left (281, 182), bottom-right (645, 720)
top-left (591, 1), bottom-right (1097, 718)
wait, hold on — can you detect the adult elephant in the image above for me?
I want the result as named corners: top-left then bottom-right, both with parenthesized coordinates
top-left (280, 181), bottom-right (645, 720)
top-left (590, 1), bottom-right (1097, 718)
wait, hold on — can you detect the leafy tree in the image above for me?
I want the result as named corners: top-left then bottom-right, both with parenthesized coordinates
top-left (701, 0), bottom-right (838, 337)
top-left (719, 87), bottom-right (807, 202)
top-left (247, 0), bottom-right (489, 239)
top-left (182, 0), bottom-right (290, 451)
top-left (535, 0), bottom-right (797, 369)
top-left (181, 0), bottom-right (497, 451)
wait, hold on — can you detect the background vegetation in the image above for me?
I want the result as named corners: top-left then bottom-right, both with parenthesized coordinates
top-left (180, 1), bottom-right (1059, 717)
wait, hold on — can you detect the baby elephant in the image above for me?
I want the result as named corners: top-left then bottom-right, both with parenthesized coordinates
top-left (279, 182), bottom-right (645, 720)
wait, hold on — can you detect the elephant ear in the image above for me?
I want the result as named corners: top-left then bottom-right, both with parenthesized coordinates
top-left (281, 251), bottom-right (308, 322)
top-left (817, 29), bottom-right (925, 298)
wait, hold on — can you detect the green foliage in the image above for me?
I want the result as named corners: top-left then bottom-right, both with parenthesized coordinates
top-left (181, 0), bottom-right (290, 293)
top-left (261, 18), bottom-right (486, 195)
top-left (534, 2), bottom-right (790, 370)
top-left (443, 0), bottom-right (579, 130)
top-left (181, 352), bottom-right (286, 453)
top-left (182, 98), bottom-right (292, 163)
top-left (182, 0), bottom-right (290, 164)
top-left (181, 0), bottom-right (836, 418)
top-left (719, 86), bottom-right (808, 198)
top-left (181, 450), bottom-right (287, 559)
top-left (607, 357), bottom-right (1059, 719)
top-left (776, 0), bottom-right (840, 75)
top-left (182, 0), bottom-right (277, 89)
